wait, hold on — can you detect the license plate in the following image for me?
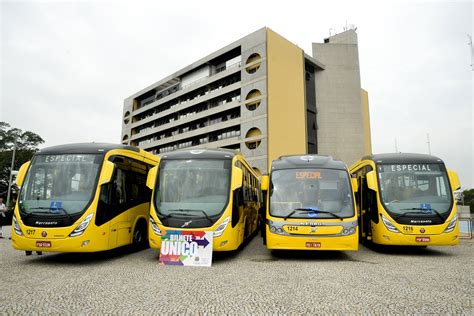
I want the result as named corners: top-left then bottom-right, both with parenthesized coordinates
top-left (36, 241), bottom-right (51, 248)
top-left (415, 237), bottom-right (430, 242)
top-left (305, 242), bottom-right (321, 248)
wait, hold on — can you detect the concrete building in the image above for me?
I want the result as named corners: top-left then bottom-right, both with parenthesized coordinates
top-left (121, 27), bottom-right (371, 175)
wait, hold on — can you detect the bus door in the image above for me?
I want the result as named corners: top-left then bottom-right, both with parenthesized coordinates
top-left (97, 163), bottom-right (131, 248)
top-left (356, 166), bottom-right (377, 241)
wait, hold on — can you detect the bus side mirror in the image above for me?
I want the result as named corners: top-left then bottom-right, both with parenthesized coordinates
top-left (232, 166), bottom-right (243, 190)
top-left (448, 169), bottom-right (461, 191)
top-left (147, 166), bottom-right (158, 189)
top-left (366, 171), bottom-right (377, 191)
top-left (351, 177), bottom-right (358, 193)
top-left (15, 161), bottom-right (31, 186)
top-left (261, 175), bottom-right (269, 191)
top-left (99, 161), bottom-right (115, 186)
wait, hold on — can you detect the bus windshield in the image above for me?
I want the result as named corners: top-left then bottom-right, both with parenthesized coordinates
top-left (270, 169), bottom-right (354, 219)
top-left (377, 163), bottom-right (452, 215)
top-left (19, 154), bottom-right (102, 215)
top-left (155, 159), bottom-right (231, 217)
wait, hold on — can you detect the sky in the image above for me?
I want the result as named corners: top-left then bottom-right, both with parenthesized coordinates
top-left (1, 0), bottom-right (473, 188)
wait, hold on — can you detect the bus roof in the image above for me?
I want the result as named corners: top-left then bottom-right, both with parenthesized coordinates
top-left (159, 148), bottom-right (238, 160)
top-left (362, 153), bottom-right (444, 164)
top-left (37, 143), bottom-right (141, 155)
top-left (271, 155), bottom-right (347, 171)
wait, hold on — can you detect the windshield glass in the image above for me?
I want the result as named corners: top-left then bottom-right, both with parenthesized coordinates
top-left (19, 154), bottom-right (102, 215)
top-left (270, 169), bottom-right (354, 219)
top-left (155, 159), bottom-right (231, 217)
top-left (377, 163), bottom-right (452, 215)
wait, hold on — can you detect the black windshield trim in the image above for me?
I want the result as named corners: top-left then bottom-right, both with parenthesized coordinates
top-left (375, 162), bottom-right (453, 224)
top-left (269, 167), bottom-right (355, 220)
top-left (19, 153), bottom-right (105, 221)
top-left (153, 158), bottom-right (232, 224)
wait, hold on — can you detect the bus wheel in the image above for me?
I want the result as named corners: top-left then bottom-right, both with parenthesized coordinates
top-left (133, 221), bottom-right (148, 250)
top-left (25, 251), bottom-right (32, 256)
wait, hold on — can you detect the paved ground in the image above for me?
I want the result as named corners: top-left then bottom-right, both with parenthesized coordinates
top-left (0, 226), bottom-right (473, 314)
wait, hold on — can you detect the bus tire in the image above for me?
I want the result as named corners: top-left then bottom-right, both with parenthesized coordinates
top-left (132, 220), bottom-right (148, 250)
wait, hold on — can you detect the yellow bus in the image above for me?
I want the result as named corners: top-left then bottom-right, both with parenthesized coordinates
top-left (11, 143), bottom-right (159, 255)
top-left (147, 149), bottom-right (261, 251)
top-left (261, 155), bottom-right (359, 251)
top-left (350, 153), bottom-right (460, 246)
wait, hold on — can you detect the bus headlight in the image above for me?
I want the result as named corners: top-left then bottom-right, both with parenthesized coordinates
top-left (342, 227), bottom-right (357, 235)
top-left (69, 214), bottom-right (93, 237)
top-left (150, 217), bottom-right (162, 235)
top-left (13, 215), bottom-right (23, 236)
top-left (381, 214), bottom-right (399, 233)
top-left (214, 217), bottom-right (230, 237)
top-left (444, 215), bottom-right (457, 233)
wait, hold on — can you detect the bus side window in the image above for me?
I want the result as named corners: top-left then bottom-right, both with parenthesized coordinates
top-left (232, 187), bottom-right (244, 228)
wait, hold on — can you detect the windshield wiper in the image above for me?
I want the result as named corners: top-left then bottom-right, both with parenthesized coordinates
top-left (166, 209), bottom-right (213, 224)
top-left (284, 208), bottom-right (343, 221)
top-left (396, 208), bottom-right (445, 222)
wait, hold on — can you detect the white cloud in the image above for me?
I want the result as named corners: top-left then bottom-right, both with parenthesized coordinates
top-left (1, 0), bottom-right (472, 187)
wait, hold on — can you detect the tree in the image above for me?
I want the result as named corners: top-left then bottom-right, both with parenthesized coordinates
top-left (0, 122), bottom-right (45, 205)
top-left (456, 188), bottom-right (474, 215)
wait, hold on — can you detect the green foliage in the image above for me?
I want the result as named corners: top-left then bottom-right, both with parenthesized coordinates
top-left (456, 188), bottom-right (474, 214)
top-left (0, 122), bottom-right (45, 200)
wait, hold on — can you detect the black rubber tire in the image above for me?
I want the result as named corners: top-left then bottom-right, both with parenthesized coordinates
top-left (132, 221), bottom-right (148, 250)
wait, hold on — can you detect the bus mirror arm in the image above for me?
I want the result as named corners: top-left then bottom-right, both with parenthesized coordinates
top-left (366, 171), bottom-right (378, 191)
top-left (15, 161), bottom-right (31, 187)
top-left (448, 169), bottom-right (461, 191)
top-left (99, 161), bottom-right (115, 186)
top-left (146, 166), bottom-right (158, 189)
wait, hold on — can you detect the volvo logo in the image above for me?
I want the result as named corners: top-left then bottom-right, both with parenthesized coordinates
top-left (420, 228), bottom-right (426, 234)
top-left (181, 220), bottom-right (193, 228)
top-left (300, 156), bottom-right (314, 162)
top-left (310, 227), bottom-right (317, 233)
top-left (190, 150), bottom-right (205, 155)
top-left (41, 231), bottom-right (47, 237)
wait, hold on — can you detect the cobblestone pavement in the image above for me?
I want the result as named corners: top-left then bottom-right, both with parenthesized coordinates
top-left (0, 226), bottom-right (473, 314)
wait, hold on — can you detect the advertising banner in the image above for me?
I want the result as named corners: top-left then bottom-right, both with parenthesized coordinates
top-left (159, 230), bottom-right (213, 267)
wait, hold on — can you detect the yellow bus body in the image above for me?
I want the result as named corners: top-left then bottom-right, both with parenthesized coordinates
top-left (264, 155), bottom-right (359, 251)
top-left (265, 218), bottom-right (358, 251)
top-left (12, 144), bottom-right (159, 253)
top-left (350, 154), bottom-right (460, 247)
top-left (148, 150), bottom-right (261, 252)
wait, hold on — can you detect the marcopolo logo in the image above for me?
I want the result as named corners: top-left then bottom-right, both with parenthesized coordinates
top-left (35, 221), bottom-right (58, 226)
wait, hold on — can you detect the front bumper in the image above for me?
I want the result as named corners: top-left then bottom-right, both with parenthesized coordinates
top-left (266, 226), bottom-right (358, 251)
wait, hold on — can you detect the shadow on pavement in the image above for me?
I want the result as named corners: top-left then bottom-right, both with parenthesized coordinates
top-left (22, 245), bottom-right (150, 265)
top-left (268, 249), bottom-right (352, 262)
top-left (362, 242), bottom-right (454, 256)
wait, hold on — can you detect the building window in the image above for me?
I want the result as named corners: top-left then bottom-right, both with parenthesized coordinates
top-left (245, 53), bottom-right (261, 74)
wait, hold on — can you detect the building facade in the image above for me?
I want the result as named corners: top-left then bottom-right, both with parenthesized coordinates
top-left (121, 27), bottom-right (371, 174)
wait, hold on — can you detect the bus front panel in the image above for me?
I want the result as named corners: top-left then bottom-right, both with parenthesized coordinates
top-left (266, 168), bottom-right (358, 251)
top-left (352, 160), bottom-right (459, 247)
top-left (12, 150), bottom-right (155, 253)
top-left (149, 157), bottom-right (256, 252)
